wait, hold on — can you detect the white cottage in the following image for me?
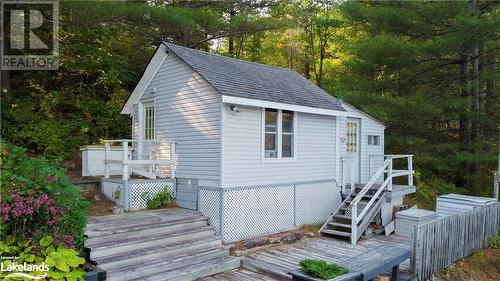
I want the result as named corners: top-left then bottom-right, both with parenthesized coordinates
top-left (91, 43), bottom-right (415, 243)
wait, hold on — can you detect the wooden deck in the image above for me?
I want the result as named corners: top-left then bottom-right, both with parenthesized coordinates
top-left (238, 234), bottom-right (413, 281)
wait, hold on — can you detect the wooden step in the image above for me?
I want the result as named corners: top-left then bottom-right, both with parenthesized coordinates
top-left (139, 256), bottom-right (241, 281)
top-left (86, 218), bottom-right (208, 247)
top-left (106, 247), bottom-right (231, 281)
top-left (96, 236), bottom-right (223, 270)
top-left (320, 229), bottom-right (351, 237)
top-left (328, 222), bottom-right (352, 229)
top-left (333, 214), bottom-right (351, 219)
top-left (90, 226), bottom-right (216, 259)
top-left (85, 211), bottom-right (207, 237)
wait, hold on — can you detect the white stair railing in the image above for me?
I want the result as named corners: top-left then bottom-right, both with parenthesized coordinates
top-left (350, 158), bottom-right (392, 244)
top-left (104, 139), bottom-right (176, 180)
top-left (350, 154), bottom-right (414, 244)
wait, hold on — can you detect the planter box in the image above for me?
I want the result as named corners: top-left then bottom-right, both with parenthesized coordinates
top-left (85, 267), bottom-right (106, 281)
top-left (289, 270), bottom-right (361, 281)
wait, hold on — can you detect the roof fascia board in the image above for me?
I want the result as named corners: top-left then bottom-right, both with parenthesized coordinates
top-left (121, 44), bottom-right (169, 115)
top-left (221, 95), bottom-right (347, 117)
top-left (341, 101), bottom-right (387, 127)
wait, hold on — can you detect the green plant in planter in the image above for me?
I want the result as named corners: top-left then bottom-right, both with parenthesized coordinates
top-left (141, 187), bottom-right (175, 209)
top-left (300, 259), bottom-right (349, 280)
top-left (0, 235), bottom-right (86, 281)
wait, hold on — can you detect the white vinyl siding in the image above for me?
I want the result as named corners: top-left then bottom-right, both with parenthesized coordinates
top-left (222, 104), bottom-right (335, 187)
top-left (139, 54), bottom-right (221, 186)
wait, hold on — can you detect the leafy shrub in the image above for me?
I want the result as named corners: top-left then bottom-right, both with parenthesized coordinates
top-left (0, 235), bottom-right (86, 281)
top-left (0, 144), bottom-right (90, 248)
top-left (141, 188), bottom-right (175, 209)
top-left (300, 259), bottom-right (349, 279)
top-left (488, 235), bottom-right (500, 249)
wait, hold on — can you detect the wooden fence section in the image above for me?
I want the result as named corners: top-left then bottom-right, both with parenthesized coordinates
top-left (410, 203), bottom-right (500, 280)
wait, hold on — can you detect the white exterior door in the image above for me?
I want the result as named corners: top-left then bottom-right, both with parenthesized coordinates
top-left (346, 118), bottom-right (361, 183)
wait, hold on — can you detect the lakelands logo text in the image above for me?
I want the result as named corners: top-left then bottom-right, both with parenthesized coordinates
top-left (1, 1), bottom-right (59, 70)
top-left (1, 260), bottom-right (49, 279)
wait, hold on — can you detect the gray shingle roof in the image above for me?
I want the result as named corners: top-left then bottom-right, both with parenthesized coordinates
top-left (165, 43), bottom-right (345, 112)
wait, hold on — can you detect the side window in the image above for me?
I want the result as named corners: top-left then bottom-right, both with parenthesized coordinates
top-left (368, 135), bottom-right (380, 146)
top-left (263, 108), bottom-right (296, 160)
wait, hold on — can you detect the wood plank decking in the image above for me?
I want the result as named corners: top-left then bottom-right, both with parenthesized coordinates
top-left (238, 234), bottom-right (413, 281)
top-left (85, 208), bottom-right (240, 281)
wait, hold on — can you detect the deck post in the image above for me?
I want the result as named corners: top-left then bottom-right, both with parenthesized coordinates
top-left (351, 201), bottom-right (357, 244)
top-left (104, 142), bottom-right (110, 179)
top-left (408, 155), bottom-right (414, 186)
top-left (388, 158), bottom-right (393, 192)
top-left (122, 141), bottom-right (129, 181)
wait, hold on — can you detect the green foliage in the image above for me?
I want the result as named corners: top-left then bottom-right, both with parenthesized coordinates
top-left (0, 144), bottom-right (90, 248)
top-left (113, 188), bottom-right (122, 201)
top-left (0, 235), bottom-right (85, 281)
top-left (488, 235), bottom-right (500, 249)
top-left (141, 188), bottom-right (176, 210)
top-left (300, 259), bottom-right (348, 280)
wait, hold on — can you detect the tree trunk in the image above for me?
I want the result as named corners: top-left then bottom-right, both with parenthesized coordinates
top-left (304, 61), bottom-right (311, 79)
top-left (228, 7), bottom-right (236, 57)
top-left (459, 54), bottom-right (470, 144)
top-left (317, 43), bottom-right (326, 88)
top-left (469, 0), bottom-right (480, 141)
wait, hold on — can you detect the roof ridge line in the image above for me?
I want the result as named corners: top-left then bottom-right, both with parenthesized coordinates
top-left (163, 42), bottom-right (296, 72)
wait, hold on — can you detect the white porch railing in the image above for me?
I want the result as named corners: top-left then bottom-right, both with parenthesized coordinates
top-left (104, 139), bottom-right (176, 180)
top-left (350, 154), bottom-right (414, 244)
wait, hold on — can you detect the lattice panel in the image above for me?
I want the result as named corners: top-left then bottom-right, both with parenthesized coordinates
top-left (198, 188), bottom-right (222, 235)
top-left (222, 184), bottom-right (295, 242)
top-left (295, 181), bottom-right (340, 226)
top-left (101, 180), bottom-right (124, 208)
top-left (129, 179), bottom-right (176, 210)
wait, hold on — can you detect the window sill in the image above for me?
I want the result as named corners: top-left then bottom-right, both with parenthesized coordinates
top-left (261, 157), bottom-right (297, 163)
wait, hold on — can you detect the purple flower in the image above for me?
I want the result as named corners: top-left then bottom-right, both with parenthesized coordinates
top-left (2, 214), bottom-right (9, 221)
top-left (45, 175), bottom-right (56, 183)
top-left (0, 203), bottom-right (10, 214)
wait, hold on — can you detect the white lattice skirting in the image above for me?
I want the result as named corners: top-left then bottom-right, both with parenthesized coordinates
top-left (101, 178), bottom-right (176, 211)
top-left (198, 179), bottom-right (342, 242)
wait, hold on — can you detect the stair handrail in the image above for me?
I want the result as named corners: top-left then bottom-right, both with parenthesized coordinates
top-left (350, 158), bottom-right (392, 244)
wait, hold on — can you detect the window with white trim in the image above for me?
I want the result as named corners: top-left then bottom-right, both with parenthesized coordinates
top-left (264, 108), bottom-right (295, 159)
top-left (347, 122), bottom-right (357, 152)
top-left (368, 135), bottom-right (380, 146)
top-left (143, 102), bottom-right (155, 140)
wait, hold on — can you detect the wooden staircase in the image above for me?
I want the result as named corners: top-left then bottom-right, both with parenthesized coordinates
top-left (85, 208), bottom-right (240, 281)
top-left (321, 157), bottom-right (402, 244)
top-left (320, 187), bottom-right (387, 242)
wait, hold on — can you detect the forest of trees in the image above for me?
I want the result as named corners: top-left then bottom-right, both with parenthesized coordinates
top-left (1, 0), bottom-right (498, 198)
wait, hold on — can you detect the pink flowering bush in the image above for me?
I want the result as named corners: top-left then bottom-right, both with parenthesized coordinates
top-left (0, 144), bottom-right (89, 249)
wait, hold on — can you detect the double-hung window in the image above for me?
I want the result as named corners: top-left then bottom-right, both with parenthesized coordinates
top-left (264, 108), bottom-right (295, 159)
